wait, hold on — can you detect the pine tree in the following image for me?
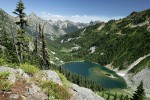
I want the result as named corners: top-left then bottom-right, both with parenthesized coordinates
top-left (124, 95), bottom-right (129, 100)
top-left (13, 0), bottom-right (28, 63)
top-left (113, 93), bottom-right (117, 100)
top-left (102, 92), bottom-right (105, 97)
top-left (131, 81), bottom-right (145, 100)
top-left (33, 25), bottom-right (38, 56)
top-left (40, 24), bottom-right (50, 69)
top-left (120, 93), bottom-right (124, 100)
top-left (107, 92), bottom-right (110, 100)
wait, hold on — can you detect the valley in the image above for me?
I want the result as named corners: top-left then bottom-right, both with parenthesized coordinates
top-left (0, 0), bottom-right (150, 99)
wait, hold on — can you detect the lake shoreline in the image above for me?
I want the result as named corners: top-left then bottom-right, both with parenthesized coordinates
top-left (62, 61), bottom-right (127, 88)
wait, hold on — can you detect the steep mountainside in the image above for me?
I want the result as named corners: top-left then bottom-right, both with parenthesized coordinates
top-left (0, 8), bottom-right (88, 41)
top-left (0, 8), bottom-right (18, 35)
top-left (0, 8), bottom-right (89, 65)
top-left (56, 9), bottom-right (150, 97)
top-left (57, 9), bottom-right (150, 71)
top-left (25, 13), bottom-right (88, 40)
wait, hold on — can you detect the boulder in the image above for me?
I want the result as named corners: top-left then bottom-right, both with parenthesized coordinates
top-left (0, 66), bottom-right (16, 83)
top-left (70, 83), bottom-right (104, 100)
top-left (16, 69), bottom-right (30, 82)
top-left (44, 70), bottom-right (63, 85)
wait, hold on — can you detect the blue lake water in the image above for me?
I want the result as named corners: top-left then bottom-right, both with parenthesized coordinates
top-left (62, 61), bottom-right (127, 88)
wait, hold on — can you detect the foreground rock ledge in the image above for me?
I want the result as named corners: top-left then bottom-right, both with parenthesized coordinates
top-left (0, 66), bottom-right (104, 100)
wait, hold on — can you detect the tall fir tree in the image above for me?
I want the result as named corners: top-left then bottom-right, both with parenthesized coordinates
top-left (113, 93), bottom-right (117, 100)
top-left (131, 81), bottom-right (145, 100)
top-left (33, 24), bottom-right (38, 56)
top-left (120, 93), bottom-right (124, 100)
top-left (40, 24), bottom-right (50, 69)
top-left (13, 0), bottom-right (28, 63)
top-left (107, 92), bottom-right (110, 100)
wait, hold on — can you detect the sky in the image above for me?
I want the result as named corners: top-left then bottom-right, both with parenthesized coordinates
top-left (0, 0), bottom-right (150, 23)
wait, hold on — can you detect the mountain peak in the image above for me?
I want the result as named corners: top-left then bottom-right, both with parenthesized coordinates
top-left (29, 12), bottom-right (38, 17)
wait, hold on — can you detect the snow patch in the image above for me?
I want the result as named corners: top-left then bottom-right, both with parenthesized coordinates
top-left (97, 24), bottom-right (105, 31)
top-left (131, 21), bottom-right (149, 28)
top-left (100, 53), bottom-right (104, 55)
top-left (61, 40), bottom-right (64, 43)
top-left (105, 53), bottom-right (150, 77)
top-left (89, 46), bottom-right (96, 54)
top-left (76, 36), bottom-right (81, 39)
top-left (81, 28), bottom-right (86, 35)
top-left (71, 46), bottom-right (80, 51)
top-left (51, 51), bottom-right (56, 54)
top-left (55, 57), bottom-right (59, 60)
top-left (50, 61), bottom-right (54, 64)
top-left (126, 53), bottom-right (150, 73)
top-left (60, 61), bottom-right (63, 63)
top-left (67, 38), bottom-right (72, 42)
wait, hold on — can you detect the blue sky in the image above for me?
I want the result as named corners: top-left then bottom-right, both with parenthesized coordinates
top-left (0, 0), bottom-right (150, 23)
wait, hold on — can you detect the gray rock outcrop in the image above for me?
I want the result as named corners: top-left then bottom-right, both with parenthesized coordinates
top-left (44, 70), bottom-right (63, 85)
top-left (0, 66), bottom-right (16, 83)
top-left (0, 66), bottom-right (104, 100)
top-left (125, 67), bottom-right (150, 97)
top-left (70, 83), bottom-right (104, 100)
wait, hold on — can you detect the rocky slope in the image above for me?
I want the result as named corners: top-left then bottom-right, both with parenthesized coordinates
top-left (0, 66), bottom-right (104, 100)
top-left (125, 68), bottom-right (150, 98)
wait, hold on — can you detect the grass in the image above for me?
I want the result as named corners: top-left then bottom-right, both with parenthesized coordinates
top-left (55, 70), bottom-right (71, 87)
top-left (40, 80), bottom-right (71, 100)
top-left (18, 63), bottom-right (39, 75)
top-left (0, 71), bottom-right (12, 92)
top-left (0, 58), bottom-right (7, 66)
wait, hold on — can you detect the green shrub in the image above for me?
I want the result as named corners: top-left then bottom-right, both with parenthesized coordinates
top-left (0, 71), bottom-right (12, 92)
top-left (0, 71), bottom-right (10, 79)
top-left (19, 63), bottom-right (39, 75)
top-left (55, 70), bottom-right (70, 87)
top-left (0, 80), bottom-right (12, 91)
top-left (0, 58), bottom-right (6, 66)
top-left (40, 81), bottom-right (71, 100)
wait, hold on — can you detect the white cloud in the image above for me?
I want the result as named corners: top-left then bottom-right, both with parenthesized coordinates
top-left (40, 12), bottom-right (124, 23)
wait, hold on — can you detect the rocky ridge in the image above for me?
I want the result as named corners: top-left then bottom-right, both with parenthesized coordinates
top-left (0, 66), bottom-right (104, 100)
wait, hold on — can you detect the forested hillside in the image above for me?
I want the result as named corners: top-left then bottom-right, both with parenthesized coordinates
top-left (57, 9), bottom-right (150, 72)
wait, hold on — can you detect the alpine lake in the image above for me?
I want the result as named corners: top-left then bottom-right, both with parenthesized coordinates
top-left (62, 61), bottom-right (127, 88)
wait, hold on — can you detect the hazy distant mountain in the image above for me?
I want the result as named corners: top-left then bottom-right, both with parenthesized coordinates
top-left (0, 8), bottom-right (89, 40)
top-left (26, 13), bottom-right (88, 40)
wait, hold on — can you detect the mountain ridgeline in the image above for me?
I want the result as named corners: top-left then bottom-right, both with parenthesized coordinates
top-left (57, 9), bottom-right (150, 73)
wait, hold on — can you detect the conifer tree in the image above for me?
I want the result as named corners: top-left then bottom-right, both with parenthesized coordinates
top-left (102, 92), bottom-right (105, 97)
top-left (33, 24), bottom-right (38, 56)
top-left (40, 24), bottom-right (50, 69)
top-left (13, 0), bottom-right (28, 63)
top-left (113, 93), bottom-right (117, 100)
top-left (107, 92), bottom-right (110, 100)
top-left (124, 95), bottom-right (129, 100)
top-left (120, 93), bottom-right (124, 100)
top-left (131, 81), bottom-right (145, 100)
